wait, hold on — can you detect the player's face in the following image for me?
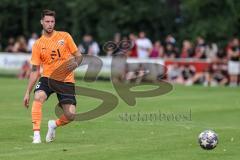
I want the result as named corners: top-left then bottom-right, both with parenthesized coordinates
top-left (41, 16), bottom-right (55, 34)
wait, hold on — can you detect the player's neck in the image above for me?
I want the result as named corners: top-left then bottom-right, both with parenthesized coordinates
top-left (43, 30), bottom-right (55, 38)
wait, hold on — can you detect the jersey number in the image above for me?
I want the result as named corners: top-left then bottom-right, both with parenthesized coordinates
top-left (51, 49), bottom-right (61, 60)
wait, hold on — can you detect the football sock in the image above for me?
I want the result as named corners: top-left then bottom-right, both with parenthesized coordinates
top-left (31, 101), bottom-right (43, 131)
top-left (34, 130), bottom-right (40, 137)
top-left (55, 115), bottom-right (70, 127)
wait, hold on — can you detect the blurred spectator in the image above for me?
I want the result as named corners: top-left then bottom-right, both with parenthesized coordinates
top-left (194, 36), bottom-right (207, 59)
top-left (114, 32), bottom-right (121, 44)
top-left (136, 31), bottom-right (152, 58)
top-left (150, 41), bottom-right (164, 58)
top-left (180, 40), bottom-right (194, 58)
top-left (121, 36), bottom-right (131, 56)
top-left (125, 63), bottom-right (146, 83)
top-left (208, 61), bottom-right (228, 86)
top-left (112, 54), bottom-right (126, 82)
top-left (78, 34), bottom-right (100, 56)
top-left (186, 59), bottom-right (228, 87)
top-left (18, 60), bottom-right (31, 79)
top-left (164, 34), bottom-right (179, 58)
top-left (168, 64), bottom-right (196, 85)
top-left (185, 68), bottom-right (209, 86)
top-left (110, 32), bottom-right (122, 56)
top-left (2, 31), bottom-right (240, 88)
top-left (205, 43), bottom-right (218, 60)
top-left (164, 42), bottom-right (178, 59)
top-left (128, 33), bottom-right (138, 57)
top-left (165, 34), bottom-right (176, 45)
top-left (27, 33), bottom-right (38, 52)
top-left (13, 36), bottom-right (27, 53)
top-left (5, 37), bottom-right (15, 52)
top-left (216, 49), bottom-right (227, 62)
top-left (226, 38), bottom-right (240, 87)
top-left (167, 63), bottom-right (182, 83)
top-left (181, 64), bottom-right (196, 85)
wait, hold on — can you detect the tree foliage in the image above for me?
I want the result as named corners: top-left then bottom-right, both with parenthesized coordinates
top-left (180, 0), bottom-right (240, 45)
top-left (0, 0), bottom-right (239, 47)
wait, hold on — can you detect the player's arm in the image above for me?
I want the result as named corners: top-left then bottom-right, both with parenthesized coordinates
top-left (23, 41), bottom-right (41, 108)
top-left (65, 32), bottom-right (83, 70)
top-left (67, 50), bottom-right (83, 71)
top-left (26, 65), bottom-right (41, 94)
top-left (73, 50), bottom-right (83, 66)
top-left (23, 65), bottom-right (40, 108)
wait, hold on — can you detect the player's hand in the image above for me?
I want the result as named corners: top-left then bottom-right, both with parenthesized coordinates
top-left (23, 93), bottom-right (30, 108)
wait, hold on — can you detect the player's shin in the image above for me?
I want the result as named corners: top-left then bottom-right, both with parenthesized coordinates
top-left (55, 114), bottom-right (71, 127)
top-left (31, 100), bottom-right (43, 131)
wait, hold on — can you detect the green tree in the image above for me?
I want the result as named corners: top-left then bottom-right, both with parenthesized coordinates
top-left (180, 0), bottom-right (240, 45)
top-left (0, 0), bottom-right (239, 51)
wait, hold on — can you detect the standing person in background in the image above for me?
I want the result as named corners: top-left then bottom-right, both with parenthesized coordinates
top-left (165, 34), bottom-right (176, 45)
top-left (150, 41), bottom-right (164, 58)
top-left (114, 32), bottom-right (121, 44)
top-left (27, 33), bottom-right (38, 53)
top-left (5, 37), bottom-right (15, 52)
top-left (105, 33), bottom-right (121, 56)
top-left (136, 31), bottom-right (152, 59)
top-left (180, 40), bottom-right (194, 58)
top-left (164, 34), bottom-right (179, 58)
top-left (164, 42), bottom-right (178, 59)
top-left (194, 36), bottom-right (207, 59)
top-left (205, 42), bottom-right (218, 60)
top-left (226, 38), bottom-right (240, 87)
top-left (78, 34), bottom-right (100, 56)
top-left (13, 36), bottom-right (28, 53)
top-left (128, 33), bottom-right (138, 57)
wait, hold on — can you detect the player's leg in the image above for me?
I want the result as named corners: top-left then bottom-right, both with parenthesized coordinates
top-left (32, 77), bottom-right (53, 144)
top-left (31, 90), bottom-right (47, 143)
top-left (46, 103), bottom-right (76, 143)
top-left (46, 92), bottom-right (76, 143)
top-left (56, 103), bottom-right (76, 125)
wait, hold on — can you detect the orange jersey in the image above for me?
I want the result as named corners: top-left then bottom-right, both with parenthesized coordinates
top-left (31, 31), bottom-right (78, 83)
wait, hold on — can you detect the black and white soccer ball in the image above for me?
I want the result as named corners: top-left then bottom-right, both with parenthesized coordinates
top-left (198, 130), bottom-right (218, 150)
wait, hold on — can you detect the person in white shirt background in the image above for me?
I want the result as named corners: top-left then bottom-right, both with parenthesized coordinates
top-left (136, 31), bottom-right (152, 59)
top-left (27, 33), bottom-right (38, 52)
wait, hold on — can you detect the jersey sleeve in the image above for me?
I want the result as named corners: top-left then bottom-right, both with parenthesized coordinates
top-left (66, 33), bottom-right (78, 55)
top-left (31, 43), bottom-right (41, 65)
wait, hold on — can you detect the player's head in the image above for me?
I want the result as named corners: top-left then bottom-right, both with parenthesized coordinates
top-left (40, 9), bottom-right (56, 34)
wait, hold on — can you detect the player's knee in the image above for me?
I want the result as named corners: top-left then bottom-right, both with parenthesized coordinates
top-left (63, 108), bottom-right (76, 121)
top-left (34, 91), bottom-right (47, 103)
top-left (65, 113), bottom-right (75, 121)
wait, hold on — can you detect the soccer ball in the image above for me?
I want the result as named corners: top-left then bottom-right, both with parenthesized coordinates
top-left (198, 130), bottom-right (218, 150)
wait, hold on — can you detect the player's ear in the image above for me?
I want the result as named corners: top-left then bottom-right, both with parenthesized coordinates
top-left (40, 19), bottom-right (43, 25)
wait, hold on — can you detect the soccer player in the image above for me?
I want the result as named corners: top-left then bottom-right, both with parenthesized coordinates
top-left (23, 9), bottom-right (82, 144)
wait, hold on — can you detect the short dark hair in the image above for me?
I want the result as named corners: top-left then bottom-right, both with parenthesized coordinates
top-left (41, 9), bottom-right (56, 19)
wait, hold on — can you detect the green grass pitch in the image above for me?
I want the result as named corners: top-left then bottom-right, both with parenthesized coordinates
top-left (0, 77), bottom-right (239, 160)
